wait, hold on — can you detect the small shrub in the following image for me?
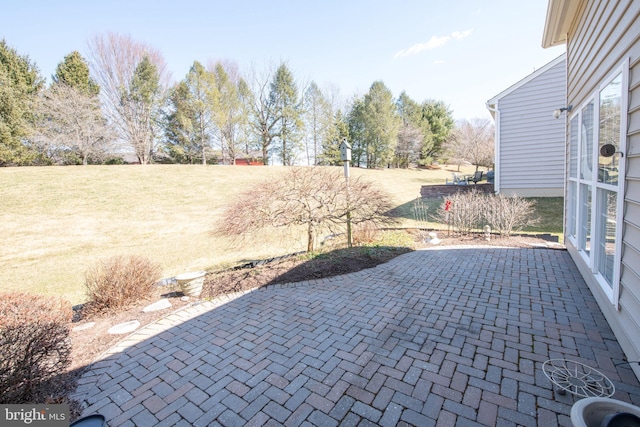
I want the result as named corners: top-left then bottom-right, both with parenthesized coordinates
top-left (104, 156), bottom-right (125, 165)
top-left (431, 191), bottom-right (540, 237)
top-left (0, 293), bottom-right (72, 403)
top-left (432, 191), bottom-right (483, 235)
top-left (352, 221), bottom-right (380, 245)
top-left (484, 193), bottom-right (540, 237)
top-left (84, 255), bottom-right (162, 314)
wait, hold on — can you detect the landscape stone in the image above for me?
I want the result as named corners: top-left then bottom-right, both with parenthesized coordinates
top-left (108, 320), bottom-right (140, 335)
top-left (72, 322), bottom-right (96, 332)
top-left (142, 299), bottom-right (172, 313)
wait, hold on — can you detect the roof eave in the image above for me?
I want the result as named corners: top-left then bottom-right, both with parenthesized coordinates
top-left (542, 0), bottom-right (581, 48)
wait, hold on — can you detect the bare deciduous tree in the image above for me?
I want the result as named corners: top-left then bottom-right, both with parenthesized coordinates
top-left (33, 84), bottom-right (114, 165)
top-left (446, 118), bottom-right (495, 170)
top-left (395, 122), bottom-right (423, 168)
top-left (218, 167), bottom-right (396, 252)
top-left (209, 60), bottom-right (249, 164)
top-left (246, 64), bottom-right (279, 164)
top-left (302, 81), bottom-right (332, 165)
top-left (87, 33), bottom-right (169, 164)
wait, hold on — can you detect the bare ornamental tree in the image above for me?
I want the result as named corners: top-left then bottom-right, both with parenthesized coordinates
top-left (218, 167), bottom-right (396, 252)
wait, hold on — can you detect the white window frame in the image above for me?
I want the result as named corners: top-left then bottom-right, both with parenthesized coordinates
top-left (566, 60), bottom-right (628, 307)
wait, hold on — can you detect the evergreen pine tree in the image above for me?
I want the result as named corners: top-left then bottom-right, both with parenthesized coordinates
top-left (0, 40), bottom-right (45, 165)
top-left (52, 51), bottom-right (99, 96)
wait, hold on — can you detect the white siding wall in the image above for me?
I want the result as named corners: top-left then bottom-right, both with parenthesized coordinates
top-left (496, 60), bottom-right (566, 196)
top-left (566, 0), bottom-right (640, 379)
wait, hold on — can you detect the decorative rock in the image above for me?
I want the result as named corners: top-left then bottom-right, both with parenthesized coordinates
top-left (180, 296), bottom-right (189, 302)
top-left (107, 320), bottom-right (140, 335)
top-left (156, 277), bottom-right (176, 287)
top-left (72, 322), bottom-right (96, 332)
top-left (142, 299), bottom-right (172, 313)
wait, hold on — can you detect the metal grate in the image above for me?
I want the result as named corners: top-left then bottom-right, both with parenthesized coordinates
top-left (543, 359), bottom-right (615, 398)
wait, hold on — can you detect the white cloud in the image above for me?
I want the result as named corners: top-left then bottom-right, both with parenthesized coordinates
top-left (394, 36), bottom-right (450, 58)
top-left (451, 29), bottom-right (473, 40)
top-left (434, 59), bottom-right (445, 65)
top-left (394, 29), bottom-right (474, 59)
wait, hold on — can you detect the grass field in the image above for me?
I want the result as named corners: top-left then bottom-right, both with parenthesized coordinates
top-left (2, 164), bottom-right (480, 304)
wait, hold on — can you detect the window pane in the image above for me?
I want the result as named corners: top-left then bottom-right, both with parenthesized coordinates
top-left (596, 189), bottom-right (617, 287)
top-left (567, 181), bottom-right (577, 239)
top-left (579, 183), bottom-right (592, 254)
top-left (581, 102), bottom-right (594, 181)
top-left (569, 116), bottom-right (579, 178)
top-left (598, 73), bottom-right (622, 185)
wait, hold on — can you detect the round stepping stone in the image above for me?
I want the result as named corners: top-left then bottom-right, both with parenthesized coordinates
top-left (72, 322), bottom-right (96, 332)
top-left (142, 299), bottom-right (172, 313)
top-left (108, 320), bottom-right (140, 335)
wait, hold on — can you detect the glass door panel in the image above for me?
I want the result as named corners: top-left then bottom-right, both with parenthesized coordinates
top-left (596, 189), bottom-right (616, 287)
top-left (567, 181), bottom-right (577, 240)
top-left (580, 102), bottom-right (594, 181)
top-left (598, 73), bottom-right (622, 185)
top-left (579, 183), bottom-right (592, 255)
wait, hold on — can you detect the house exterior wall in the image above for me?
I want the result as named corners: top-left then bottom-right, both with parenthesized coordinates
top-left (488, 56), bottom-right (566, 197)
top-left (563, 0), bottom-right (640, 380)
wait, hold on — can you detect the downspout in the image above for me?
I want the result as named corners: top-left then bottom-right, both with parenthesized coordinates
top-left (486, 102), bottom-right (500, 194)
top-left (563, 48), bottom-right (569, 252)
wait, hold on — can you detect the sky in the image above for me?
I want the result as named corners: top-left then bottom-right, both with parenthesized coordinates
top-left (0, 0), bottom-right (565, 121)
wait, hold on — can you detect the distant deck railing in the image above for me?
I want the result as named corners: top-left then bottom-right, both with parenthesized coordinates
top-left (420, 182), bottom-right (494, 198)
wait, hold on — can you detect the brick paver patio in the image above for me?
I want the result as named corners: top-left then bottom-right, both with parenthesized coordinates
top-left (72, 247), bottom-right (640, 426)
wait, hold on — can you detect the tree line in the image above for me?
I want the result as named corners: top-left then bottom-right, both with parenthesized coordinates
top-left (1, 34), bottom-right (493, 168)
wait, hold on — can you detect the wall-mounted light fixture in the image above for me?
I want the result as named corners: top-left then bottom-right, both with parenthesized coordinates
top-left (553, 105), bottom-right (573, 119)
top-left (600, 143), bottom-right (624, 158)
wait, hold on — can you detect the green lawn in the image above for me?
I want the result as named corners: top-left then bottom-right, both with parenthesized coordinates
top-left (522, 197), bottom-right (564, 235)
top-left (1, 164), bottom-right (564, 304)
top-left (1, 164), bottom-right (478, 304)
